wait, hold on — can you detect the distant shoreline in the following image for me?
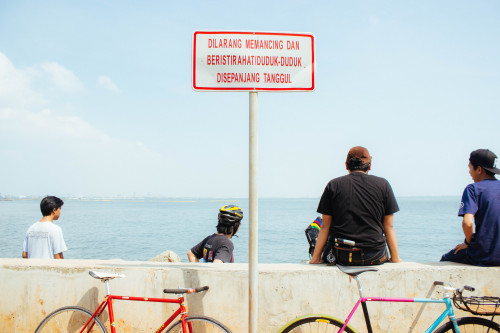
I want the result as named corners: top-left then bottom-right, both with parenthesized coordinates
top-left (0, 195), bottom-right (460, 200)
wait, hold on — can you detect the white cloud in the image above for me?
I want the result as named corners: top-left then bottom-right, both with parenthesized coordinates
top-left (0, 52), bottom-right (175, 197)
top-left (0, 52), bottom-right (84, 110)
top-left (40, 62), bottom-right (84, 93)
top-left (0, 52), bottom-right (47, 108)
top-left (0, 107), bottom-right (109, 141)
top-left (97, 75), bottom-right (121, 93)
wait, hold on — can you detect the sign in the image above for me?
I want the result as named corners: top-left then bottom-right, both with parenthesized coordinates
top-left (193, 31), bottom-right (315, 91)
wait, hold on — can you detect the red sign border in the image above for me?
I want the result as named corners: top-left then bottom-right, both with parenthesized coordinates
top-left (193, 31), bottom-right (315, 92)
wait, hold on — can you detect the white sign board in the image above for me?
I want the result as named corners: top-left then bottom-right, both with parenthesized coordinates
top-left (193, 31), bottom-right (315, 91)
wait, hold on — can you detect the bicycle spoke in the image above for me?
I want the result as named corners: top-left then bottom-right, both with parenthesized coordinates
top-left (166, 316), bottom-right (231, 333)
top-left (287, 322), bottom-right (341, 332)
top-left (435, 317), bottom-right (499, 333)
top-left (278, 316), bottom-right (351, 333)
top-left (35, 306), bottom-right (107, 333)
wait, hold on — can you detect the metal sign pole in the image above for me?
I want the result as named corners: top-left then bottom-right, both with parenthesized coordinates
top-left (193, 31), bottom-right (314, 333)
top-left (248, 91), bottom-right (258, 333)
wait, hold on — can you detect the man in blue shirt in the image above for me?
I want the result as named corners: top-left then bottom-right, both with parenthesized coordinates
top-left (441, 149), bottom-right (500, 266)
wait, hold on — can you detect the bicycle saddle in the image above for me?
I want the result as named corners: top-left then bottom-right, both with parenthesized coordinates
top-left (336, 264), bottom-right (378, 277)
top-left (89, 270), bottom-right (126, 280)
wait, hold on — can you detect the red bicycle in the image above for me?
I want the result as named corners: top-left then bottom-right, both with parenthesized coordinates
top-left (35, 270), bottom-right (232, 333)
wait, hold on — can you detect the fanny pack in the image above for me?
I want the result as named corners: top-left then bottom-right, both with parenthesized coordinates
top-left (334, 242), bottom-right (362, 264)
top-left (322, 238), bottom-right (359, 265)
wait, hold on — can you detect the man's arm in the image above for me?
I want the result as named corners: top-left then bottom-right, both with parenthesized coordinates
top-left (309, 215), bottom-right (332, 264)
top-left (187, 250), bottom-right (199, 262)
top-left (51, 228), bottom-right (67, 259)
top-left (454, 213), bottom-right (474, 253)
top-left (22, 252), bottom-right (28, 259)
top-left (383, 214), bottom-right (402, 263)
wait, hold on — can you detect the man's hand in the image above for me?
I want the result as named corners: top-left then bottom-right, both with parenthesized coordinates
top-left (453, 242), bottom-right (468, 254)
top-left (389, 257), bottom-right (402, 263)
top-left (308, 257), bottom-right (324, 264)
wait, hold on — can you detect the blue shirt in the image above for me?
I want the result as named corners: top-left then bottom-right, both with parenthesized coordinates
top-left (459, 179), bottom-right (500, 266)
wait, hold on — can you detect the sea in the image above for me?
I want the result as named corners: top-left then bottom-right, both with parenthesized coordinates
top-left (0, 197), bottom-right (464, 263)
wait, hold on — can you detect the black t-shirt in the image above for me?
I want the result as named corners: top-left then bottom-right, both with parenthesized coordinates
top-left (190, 234), bottom-right (234, 263)
top-left (317, 172), bottom-right (399, 249)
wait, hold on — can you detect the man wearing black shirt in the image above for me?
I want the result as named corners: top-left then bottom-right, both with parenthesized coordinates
top-left (187, 205), bottom-right (243, 263)
top-left (310, 146), bottom-right (402, 266)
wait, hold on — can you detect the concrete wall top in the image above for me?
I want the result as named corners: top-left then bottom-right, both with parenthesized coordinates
top-left (1, 258), bottom-right (499, 332)
top-left (3, 257), bottom-right (496, 271)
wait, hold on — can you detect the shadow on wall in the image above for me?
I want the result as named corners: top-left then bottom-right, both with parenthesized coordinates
top-left (76, 286), bottom-right (109, 325)
top-left (181, 268), bottom-right (207, 316)
top-left (150, 249), bottom-right (208, 315)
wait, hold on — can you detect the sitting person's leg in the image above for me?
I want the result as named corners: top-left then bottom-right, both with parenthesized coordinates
top-left (360, 247), bottom-right (389, 265)
top-left (440, 249), bottom-right (474, 265)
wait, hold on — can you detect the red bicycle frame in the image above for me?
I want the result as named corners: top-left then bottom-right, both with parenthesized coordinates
top-left (83, 293), bottom-right (190, 333)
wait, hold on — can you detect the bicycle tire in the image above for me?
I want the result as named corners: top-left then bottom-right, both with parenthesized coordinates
top-left (278, 315), bottom-right (356, 333)
top-left (434, 316), bottom-right (500, 333)
top-left (35, 306), bottom-right (108, 333)
top-left (166, 315), bottom-right (232, 333)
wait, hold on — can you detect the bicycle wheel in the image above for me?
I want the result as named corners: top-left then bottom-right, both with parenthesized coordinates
top-left (434, 316), bottom-right (500, 333)
top-left (166, 316), bottom-right (231, 333)
top-left (278, 315), bottom-right (355, 333)
top-left (35, 306), bottom-right (108, 333)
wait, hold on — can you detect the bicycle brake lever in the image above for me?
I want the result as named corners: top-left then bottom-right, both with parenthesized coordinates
top-left (463, 285), bottom-right (475, 292)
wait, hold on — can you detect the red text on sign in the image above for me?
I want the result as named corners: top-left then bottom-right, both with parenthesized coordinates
top-left (208, 38), bottom-right (242, 49)
top-left (287, 41), bottom-right (300, 50)
top-left (206, 55), bottom-right (302, 67)
top-left (217, 72), bottom-right (261, 83)
top-left (245, 39), bottom-right (284, 50)
top-left (263, 73), bottom-right (292, 84)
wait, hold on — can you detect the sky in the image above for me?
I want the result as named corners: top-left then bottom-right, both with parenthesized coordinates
top-left (0, 1), bottom-right (499, 198)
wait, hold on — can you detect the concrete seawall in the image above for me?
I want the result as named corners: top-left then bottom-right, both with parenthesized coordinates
top-left (1, 258), bottom-right (499, 332)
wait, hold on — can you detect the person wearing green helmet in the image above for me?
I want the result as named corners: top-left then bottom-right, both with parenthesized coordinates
top-left (187, 205), bottom-right (243, 263)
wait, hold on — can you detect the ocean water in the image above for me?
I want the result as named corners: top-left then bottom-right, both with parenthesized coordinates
top-left (0, 197), bottom-right (464, 263)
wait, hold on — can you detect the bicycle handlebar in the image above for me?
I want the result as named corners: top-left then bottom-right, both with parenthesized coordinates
top-left (163, 286), bottom-right (209, 294)
top-left (433, 281), bottom-right (475, 293)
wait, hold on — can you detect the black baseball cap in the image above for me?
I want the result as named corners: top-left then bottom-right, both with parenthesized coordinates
top-left (469, 149), bottom-right (500, 175)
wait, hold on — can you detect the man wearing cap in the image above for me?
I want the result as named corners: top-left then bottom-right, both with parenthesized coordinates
top-left (441, 149), bottom-right (500, 266)
top-left (310, 146), bottom-right (402, 266)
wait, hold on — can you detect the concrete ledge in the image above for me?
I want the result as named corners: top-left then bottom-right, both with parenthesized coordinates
top-left (1, 259), bottom-right (499, 332)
